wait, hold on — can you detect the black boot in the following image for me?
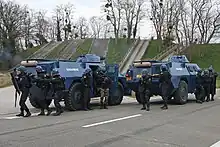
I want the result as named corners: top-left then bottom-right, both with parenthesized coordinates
top-left (104, 104), bottom-right (108, 109)
top-left (53, 111), bottom-right (62, 116)
top-left (83, 107), bottom-right (89, 111)
top-left (196, 100), bottom-right (203, 104)
top-left (24, 111), bottom-right (31, 117)
top-left (100, 102), bottom-right (104, 109)
top-left (16, 111), bottom-right (24, 117)
top-left (46, 109), bottom-right (52, 116)
top-left (161, 104), bottom-right (168, 110)
top-left (38, 109), bottom-right (45, 116)
top-left (146, 107), bottom-right (150, 111)
top-left (211, 95), bottom-right (214, 101)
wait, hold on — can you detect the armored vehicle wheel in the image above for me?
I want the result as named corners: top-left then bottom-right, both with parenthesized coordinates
top-left (108, 83), bottom-right (124, 105)
top-left (29, 95), bottom-right (40, 108)
top-left (135, 92), bottom-right (142, 104)
top-left (65, 82), bottom-right (83, 111)
top-left (174, 80), bottom-right (188, 104)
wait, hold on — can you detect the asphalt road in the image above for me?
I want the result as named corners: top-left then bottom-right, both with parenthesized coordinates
top-left (0, 87), bottom-right (220, 147)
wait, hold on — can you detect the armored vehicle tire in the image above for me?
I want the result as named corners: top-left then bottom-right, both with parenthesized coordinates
top-left (65, 82), bottom-right (82, 111)
top-left (174, 80), bottom-right (188, 105)
top-left (29, 96), bottom-right (52, 108)
top-left (108, 83), bottom-right (124, 106)
top-left (135, 92), bottom-right (142, 104)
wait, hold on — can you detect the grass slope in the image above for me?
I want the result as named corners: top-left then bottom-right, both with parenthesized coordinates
top-left (71, 38), bottom-right (93, 60)
top-left (184, 44), bottom-right (220, 72)
top-left (18, 45), bottom-right (42, 59)
top-left (106, 38), bottom-right (134, 64)
top-left (141, 39), bottom-right (163, 59)
top-left (47, 40), bottom-right (70, 59)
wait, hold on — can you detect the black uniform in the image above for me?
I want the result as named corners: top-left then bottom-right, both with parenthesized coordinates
top-left (209, 70), bottom-right (218, 101)
top-left (195, 72), bottom-right (205, 103)
top-left (202, 71), bottom-right (212, 102)
top-left (50, 75), bottom-right (65, 116)
top-left (139, 74), bottom-right (152, 111)
top-left (81, 72), bottom-right (93, 110)
top-left (159, 70), bottom-right (172, 110)
top-left (33, 72), bottom-right (52, 116)
top-left (16, 73), bottom-right (31, 117)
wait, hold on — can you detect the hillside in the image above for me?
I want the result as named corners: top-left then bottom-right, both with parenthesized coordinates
top-left (183, 44), bottom-right (220, 72)
top-left (141, 39), bottom-right (164, 59)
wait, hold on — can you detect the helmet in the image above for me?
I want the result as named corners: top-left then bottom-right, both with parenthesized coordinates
top-left (84, 68), bottom-right (92, 74)
top-left (16, 66), bottom-right (27, 73)
top-left (161, 64), bottom-right (167, 72)
top-left (36, 66), bottom-right (43, 73)
top-left (204, 69), bottom-right (209, 75)
top-left (51, 69), bottom-right (59, 76)
top-left (141, 69), bottom-right (149, 76)
top-left (208, 65), bottom-right (213, 72)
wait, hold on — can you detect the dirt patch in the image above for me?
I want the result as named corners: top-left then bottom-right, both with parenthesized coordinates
top-left (0, 73), bottom-right (12, 88)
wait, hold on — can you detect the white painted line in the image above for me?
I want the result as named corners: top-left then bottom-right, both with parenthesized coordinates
top-left (210, 141), bottom-right (220, 147)
top-left (82, 114), bottom-right (142, 128)
top-left (1, 112), bottom-right (41, 120)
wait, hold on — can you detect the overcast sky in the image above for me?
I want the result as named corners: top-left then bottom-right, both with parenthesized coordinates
top-left (17, 0), bottom-right (153, 38)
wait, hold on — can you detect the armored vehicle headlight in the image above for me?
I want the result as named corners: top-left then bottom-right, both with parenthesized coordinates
top-left (21, 60), bottom-right (38, 67)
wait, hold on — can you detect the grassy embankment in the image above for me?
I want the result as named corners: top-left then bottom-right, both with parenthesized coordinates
top-left (184, 44), bottom-right (220, 87)
top-left (70, 38), bottom-right (93, 60)
top-left (141, 39), bottom-right (164, 59)
top-left (46, 40), bottom-right (70, 59)
top-left (106, 38), bottom-right (134, 64)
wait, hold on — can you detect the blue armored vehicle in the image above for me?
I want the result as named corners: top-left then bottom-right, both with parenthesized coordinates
top-left (20, 54), bottom-right (131, 110)
top-left (126, 55), bottom-right (200, 104)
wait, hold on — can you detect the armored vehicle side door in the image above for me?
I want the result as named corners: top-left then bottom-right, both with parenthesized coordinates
top-left (105, 64), bottom-right (119, 93)
top-left (186, 65), bottom-right (197, 93)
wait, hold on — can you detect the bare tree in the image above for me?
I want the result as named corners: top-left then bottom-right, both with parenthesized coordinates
top-left (104, 0), bottom-right (123, 44)
top-left (89, 16), bottom-right (104, 38)
top-left (77, 17), bottom-right (89, 39)
top-left (34, 10), bottom-right (50, 45)
top-left (0, 0), bottom-right (28, 53)
top-left (149, 0), bottom-right (165, 40)
top-left (194, 0), bottom-right (220, 43)
top-left (121, 0), bottom-right (146, 41)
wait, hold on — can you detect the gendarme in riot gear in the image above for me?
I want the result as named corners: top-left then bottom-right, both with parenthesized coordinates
top-left (138, 69), bottom-right (152, 111)
top-left (208, 66), bottom-right (218, 101)
top-left (203, 69), bottom-right (212, 102)
top-left (15, 66), bottom-right (31, 117)
top-left (159, 64), bottom-right (172, 110)
top-left (81, 68), bottom-right (93, 111)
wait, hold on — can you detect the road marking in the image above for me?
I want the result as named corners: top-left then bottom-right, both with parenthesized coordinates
top-left (1, 112), bottom-right (41, 120)
top-left (82, 114), bottom-right (142, 128)
top-left (210, 141), bottom-right (220, 147)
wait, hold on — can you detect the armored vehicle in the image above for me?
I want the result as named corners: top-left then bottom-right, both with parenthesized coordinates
top-left (126, 55), bottom-right (200, 104)
top-left (19, 54), bottom-right (131, 110)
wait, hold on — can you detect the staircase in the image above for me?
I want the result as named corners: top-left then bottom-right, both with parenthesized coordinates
top-left (152, 44), bottom-right (179, 61)
top-left (89, 39), bottom-right (109, 57)
top-left (28, 42), bottom-right (52, 58)
top-left (58, 39), bottom-right (84, 59)
top-left (120, 40), bottom-right (149, 73)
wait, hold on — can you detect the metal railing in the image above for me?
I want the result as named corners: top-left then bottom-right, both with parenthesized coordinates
top-left (152, 44), bottom-right (178, 60)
